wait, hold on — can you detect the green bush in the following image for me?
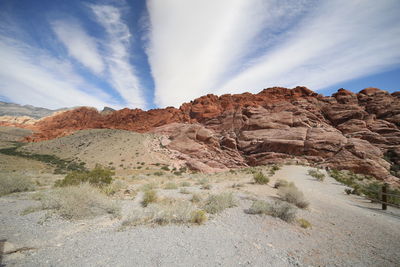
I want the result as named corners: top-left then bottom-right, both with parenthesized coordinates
top-left (0, 173), bottom-right (35, 196)
top-left (203, 192), bottom-right (236, 214)
top-left (142, 189), bottom-right (157, 207)
top-left (161, 166), bottom-right (170, 171)
top-left (308, 169), bottom-right (325, 181)
top-left (55, 165), bottom-right (114, 187)
top-left (253, 172), bottom-right (269, 184)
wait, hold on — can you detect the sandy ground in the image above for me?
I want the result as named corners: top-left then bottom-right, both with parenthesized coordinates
top-left (1, 165), bottom-right (399, 267)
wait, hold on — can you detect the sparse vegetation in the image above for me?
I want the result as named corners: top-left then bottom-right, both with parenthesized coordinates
top-left (180, 181), bottom-right (191, 187)
top-left (274, 179), bottom-right (290, 189)
top-left (269, 165), bottom-right (280, 175)
top-left (201, 183), bottom-right (212, 190)
top-left (54, 165), bottom-right (114, 187)
top-left (164, 182), bottom-right (178, 190)
top-left (140, 182), bottom-right (158, 191)
top-left (203, 192), bottom-right (237, 214)
top-left (179, 188), bottom-right (190, 194)
top-left (191, 193), bottom-right (202, 203)
top-left (191, 210), bottom-right (208, 224)
top-left (39, 183), bottom-right (120, 220)
top-left (122, 199), bottom-right (202, 227)
top-left (142, 189), bottom-right (157, 207)
top-left (253, 171), bottom-right (269, 184)
top-left (308, 169), bottom-right (325, 181)
top-left (161, 166), bottom-right (169, 171)
top-left (0, 143), bottom-right (86, 174)
top-left (330, 169), bottom-right (400, 205)
top-left (246, 200), bottom-right (297, 222)
top-left (153, 171), bottom-right (163, 176)
top-left (298, 218), bottom-right (311, 228)
top-left (277, 183), bottom-right (309, 209)
top-left (0, 173), bottom-right (35, 196)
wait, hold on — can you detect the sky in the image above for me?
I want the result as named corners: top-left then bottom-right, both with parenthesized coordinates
top-left (0, 0), bottom-right (400, 110)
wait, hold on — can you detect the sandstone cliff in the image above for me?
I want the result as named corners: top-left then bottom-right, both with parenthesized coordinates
top-left (4, 86), bottom-right (400, 183)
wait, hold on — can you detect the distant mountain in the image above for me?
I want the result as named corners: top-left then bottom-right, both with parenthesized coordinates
top-left (0, 101), bottom-right (65, 119)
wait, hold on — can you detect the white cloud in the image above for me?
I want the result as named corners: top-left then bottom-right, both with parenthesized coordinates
top-left (146, 0), bottom-right (400, 107)
top-left (0, 36), bottom-right (121, 110)
top-left (52, 19), bottom-right (105, 75)
top-left (217, 0), bottom-right (400, 94)
top-left (90, 4), bottom-right (146, 109)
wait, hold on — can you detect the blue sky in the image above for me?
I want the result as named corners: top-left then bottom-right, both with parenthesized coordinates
top-left (0, 0), bottom-right (399, 110)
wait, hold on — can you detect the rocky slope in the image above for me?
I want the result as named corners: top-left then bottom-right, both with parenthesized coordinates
top-left (5, 86), bottom-right (400, 183)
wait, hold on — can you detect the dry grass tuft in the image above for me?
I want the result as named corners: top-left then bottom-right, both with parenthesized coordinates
top-left (0, 173), bottom-right (35, 196)
top-left (40, 183), bottom-right (120, 220)
top-left (253, 172), bottom-right (269, 184)
top-left (122, 199), bottom-right (205, 227)
top-left (246, 200), bottom-right (297, 222)
top-left (203, 192), bottom-right (237, 214)
top-left (142, 189), bottom-right (157, 207)
top-left (277, 183), bottom-right (309, 209)
top-left (297, 218), bottom-right (312, 228)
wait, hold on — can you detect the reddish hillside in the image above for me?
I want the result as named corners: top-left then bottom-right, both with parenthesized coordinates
top-left (5, 86), bottom-right (400, 183)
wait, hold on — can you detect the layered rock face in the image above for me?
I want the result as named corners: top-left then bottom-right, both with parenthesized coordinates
top-left (10, 86), bottom-right (400, 183)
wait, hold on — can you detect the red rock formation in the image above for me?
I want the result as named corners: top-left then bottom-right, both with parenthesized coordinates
top-left (11, 86), bottom-right (400, 183)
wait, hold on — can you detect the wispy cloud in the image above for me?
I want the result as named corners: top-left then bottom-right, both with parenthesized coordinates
top-left (90, 4), bottom-right (146, 109)
top-left (217, 0), bottom-right (400, 94)
top-left (51, 19), bottom-right (105, 75)
top-left (0, 36), bottom-right (118, 110)
top-left (146, 0), bottom-right (400, 107)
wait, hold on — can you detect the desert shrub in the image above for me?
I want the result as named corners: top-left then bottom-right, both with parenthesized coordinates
top-left (142, 189), bottom-right (157, 207)
top-left (55, 165), bottom-right (113, 187)
top-left (344, 188), bottom-right (352, 195)
top-left (253, 172), bottom-right (269, 184)
top-left (191, 193), bottom-right (202, 203)
top-left (0, 173), bottom-right (35, 196)
top-left (198, 177), bottom-right (209, 185)
top-left (161, 166), bottom-right (170, 171)
top-left (278, 184), bottom-right (309, 209)
top-left (173, 171), bottom-right (183, 176)
top-left (140, 182), bottom-right (158, 191)
top-left (246, 200), bottom-right (270, 214)
top-left (271, 165), bottom-right (280, 172)
top-left (274, 179), bottom-right (290, 189)
top-left (201, 184), bottom-right (212, 190)
top-left (246, 200), bottom-right (297, 222)
top-left (164, 182), bottom-right (178, 190)
top-left (153, 171), bottom-right (163, 176)
top-left (191, 210), bottom-right (207, 224)
top-left (203, 192), bottom-right (237, 214)
top-left (232, 183), bottom-right (245, 188)
top-left (123, 199), bottom-right (197, 227)
top-left (102, 180), bottom-right (127, 196)
top-left (268, 201), bottom-right (297, 222)
top-left (308, 169), bottom-right (325, 181)
top-left (180, 181), bottom-right (191, 187)
top-left (180, 188), bottom-right (190, 194)
top-left (297, 218), bottom-right (311, 228)
top-left (40, 184), bottom-right (120, 220)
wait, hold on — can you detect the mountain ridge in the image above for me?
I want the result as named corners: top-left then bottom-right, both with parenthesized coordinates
top-left (1, 86), bottom-right (399, 184)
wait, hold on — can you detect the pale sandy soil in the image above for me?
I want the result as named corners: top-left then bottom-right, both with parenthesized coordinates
top-left (1, 165), bottom-right (399, 267)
